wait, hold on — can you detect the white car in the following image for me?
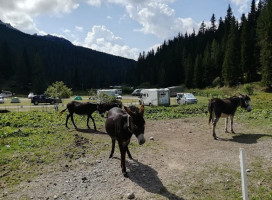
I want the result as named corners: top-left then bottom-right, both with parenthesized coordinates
top-left (176, 93), bottom-right (197, 104)
top-left (0, 96), bottom-right (4, 104)
top-left (28, 92), bottom-right (34, 99)
top-left (115, 94), bottom-right (122, 100)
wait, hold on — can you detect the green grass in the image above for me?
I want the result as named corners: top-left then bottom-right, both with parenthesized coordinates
top-left (1, 84), bottom-right (271, 198)
top-left (164, 160), bottom-right (272, 200)
top-left (0, 110), bottom-right (107, 189)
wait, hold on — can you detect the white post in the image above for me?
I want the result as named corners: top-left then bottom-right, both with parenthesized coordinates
top-left (240, 148), bottom-right (249, 200)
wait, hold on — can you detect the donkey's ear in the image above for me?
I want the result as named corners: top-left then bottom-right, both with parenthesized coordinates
top-left (124, 106), bottom-right (133, 116)
top-left (139, 105), bottom-right (145, 115)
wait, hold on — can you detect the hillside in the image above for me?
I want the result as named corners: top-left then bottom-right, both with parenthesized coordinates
top-left (136, 0), bottom-right (272, 89)
top-left (0, 20), bottom-right (136, 93)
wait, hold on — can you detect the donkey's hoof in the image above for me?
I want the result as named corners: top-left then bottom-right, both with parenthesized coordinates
top-left (123, 172), bottom-right (128, 178)
top-left (213, 137), bottom-right (218, 140)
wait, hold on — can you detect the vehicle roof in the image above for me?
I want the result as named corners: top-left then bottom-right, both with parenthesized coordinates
top-left (141, 88), bottom-right (169, 92)
top-left (177, 92), bottom-right (194, 95)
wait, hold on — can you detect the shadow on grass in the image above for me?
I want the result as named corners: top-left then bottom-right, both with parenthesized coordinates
top-left (127, 159), bottom-right (184, 200)
top-left (75, 128), bottom-right (107, 135)
top-left (217, 133), bottom-right (272, 144)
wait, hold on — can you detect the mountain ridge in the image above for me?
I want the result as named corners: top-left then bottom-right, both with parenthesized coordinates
top-left (0, 20), bottom-right (136, 93)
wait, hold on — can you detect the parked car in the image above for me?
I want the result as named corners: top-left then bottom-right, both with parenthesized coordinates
top-left (176, 93), bottom-right (197, 104)
top-left (31, 95), bottom-right (62, 105)
top-left (115, 94), bottom-right (122, 100)
top-left (0, 96), bottom-right (4, 104)
top-left (131, 89), bottom-right (142, 96)
top-left (0, 90), bottom-right (12, 98)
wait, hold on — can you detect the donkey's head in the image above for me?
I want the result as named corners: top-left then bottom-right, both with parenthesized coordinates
top-left (239, 93), bottom-right (252, 112)
top-left (124, 105), bottom-right (145, 145)
top-left (97, 103), bottom-right (106, 117)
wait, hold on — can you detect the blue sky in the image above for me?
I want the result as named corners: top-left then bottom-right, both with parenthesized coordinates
top-left (0, 0), bottom-right (253, 60)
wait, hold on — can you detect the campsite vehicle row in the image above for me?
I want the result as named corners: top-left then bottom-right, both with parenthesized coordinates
top-left (0, 88), bottom-right (197, 107)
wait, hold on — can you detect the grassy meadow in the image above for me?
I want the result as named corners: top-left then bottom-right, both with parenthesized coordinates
top-left (0, 83), bottom-right (271, 199)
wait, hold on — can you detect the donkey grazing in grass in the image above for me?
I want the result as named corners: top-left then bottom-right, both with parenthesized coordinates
top-left (60, 101), bottom-right (101, 130)
top-left (105, 105), bottom-right (145, 177)
top-left (208, 94), bottom-right (252, 140)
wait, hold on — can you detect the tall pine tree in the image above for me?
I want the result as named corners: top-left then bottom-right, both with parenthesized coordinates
top-left (257, 0), bottom-right (272, 88)
top-left (222, 17), bottom-right (241, 86)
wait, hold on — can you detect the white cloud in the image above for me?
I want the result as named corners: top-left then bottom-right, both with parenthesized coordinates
top-left (230, 0), bottom-right (250, 13)
top-left (75, 26), bottom-right (83, 32)
top-left (0, 0), bottom-right (79, 34)
top-left (128, 1), bottom-right (198, 39)
top-left (94, 0), bottom-right (199, 39)
top-left (84, 25), bottom-right (140, 60)
top-left (85, 0), bottom-right (101, 7)
top-left (51, 33), bottom-right (66, 39)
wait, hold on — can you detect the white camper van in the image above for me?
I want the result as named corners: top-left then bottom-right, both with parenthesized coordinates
top-left (139, 88), bottom-right (170, 106)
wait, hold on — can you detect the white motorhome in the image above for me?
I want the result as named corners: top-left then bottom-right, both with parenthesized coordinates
top-left (139, 88), bottom-right (170, 106)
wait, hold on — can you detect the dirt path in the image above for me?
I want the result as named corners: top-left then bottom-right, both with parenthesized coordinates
top-left (4, 117), bottom-right (272, 200)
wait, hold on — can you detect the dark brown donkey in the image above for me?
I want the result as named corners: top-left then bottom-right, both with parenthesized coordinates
top-left (208, 94), bottom-right (252, 140)
top-left (97, 100), bottom-right (122, 117)
top-left (60, 101), bottom-right (101, 130)
top-left (105, 105), bottom-right (145, 177)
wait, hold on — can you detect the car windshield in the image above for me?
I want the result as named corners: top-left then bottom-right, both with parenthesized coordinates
top-left (185, 93), bottom-right (195, 98)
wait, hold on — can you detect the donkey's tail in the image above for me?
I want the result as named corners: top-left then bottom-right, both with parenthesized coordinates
top-left (59, 108), bottom-right (67, 115)
top-left (208, 100), bottom-right (213, 125)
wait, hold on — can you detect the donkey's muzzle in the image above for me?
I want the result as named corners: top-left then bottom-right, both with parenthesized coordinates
top-left (137, 134), bottom-right (145, 145)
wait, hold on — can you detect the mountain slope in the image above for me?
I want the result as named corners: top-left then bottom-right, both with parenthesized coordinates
top-left (0, 20), bottom-right (136, 93)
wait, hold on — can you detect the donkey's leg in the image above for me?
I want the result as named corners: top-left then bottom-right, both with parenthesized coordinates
top-left (70, 114), bottom-right (78, 129)
top-left (65, 114), bottom-right (71, 129)
top-left (118, 140), bottom-right (128, 177)
top-left (109, 138), bottom-right (116, 158)
top-left (87, 115), bottom-right (91, 129)
top-left (126, 146), bottom-right (133, 159)
top-left (88, 115), bottom-right (97, 131)
top-left (230, 115), bottom-right (235, 133)
top-left (212, 117), bottom-right (219, 140)
top-left (225, 117), bottom-right (229, 133)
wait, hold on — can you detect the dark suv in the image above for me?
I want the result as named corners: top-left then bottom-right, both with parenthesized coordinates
top-left (31, 95), bottom-right (62, 105)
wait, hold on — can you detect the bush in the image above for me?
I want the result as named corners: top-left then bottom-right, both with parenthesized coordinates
top-left (45, 81), bottom-right (73, 98)
top-left (212, 77), bottom-right (222, 87)
top-left (97, 93), bottom-right (116, 103)
top-left (242, 84), bottom-right (254, 95)
top-left (121, 86), bottom-right (133, 94)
